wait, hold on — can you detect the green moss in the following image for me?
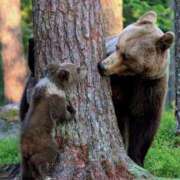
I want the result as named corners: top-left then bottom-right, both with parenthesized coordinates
top-left (145, 110), bottom-right (180, 178)
top-left (0, 138), bottom-right (20, 164)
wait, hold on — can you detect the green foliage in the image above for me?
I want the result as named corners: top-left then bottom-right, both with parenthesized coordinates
top-left (123, 0), bottom-right (173, 31)
top-left (21, 0), bottom-right (33, 54)
top-left (0, 56), bottom-right (4, 105)
top-left (0, 138), bottom-right (20, 164)
top-left (145, 110), bottom-right (180, 178)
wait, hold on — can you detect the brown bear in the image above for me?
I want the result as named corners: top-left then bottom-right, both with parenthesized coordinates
top-left (98, 11), bottom-right (174, 166)
top-left (21, 63), bottom-right (81, 179)
top-left (20, 38), bottom-right (37, 121)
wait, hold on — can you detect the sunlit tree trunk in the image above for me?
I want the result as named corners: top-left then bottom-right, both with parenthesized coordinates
top-left (175, 0), bottom-right (180, 135)
top-left (31, 0), bottom-right (153, 178)
top-left (0, 0), bottom-right (27, 103)
top-left (101, 0), bottom-right (123, 56)
top-left (100, 0), bottom-right (123, 37)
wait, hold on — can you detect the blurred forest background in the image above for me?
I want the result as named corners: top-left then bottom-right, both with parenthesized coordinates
top-left (0, 0), bottom-right (180, 178)
top-left (0, 0), bottom-right (174, 105)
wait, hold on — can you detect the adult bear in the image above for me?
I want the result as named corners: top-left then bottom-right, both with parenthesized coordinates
top-left (98, 11), bottom-right (174, 166)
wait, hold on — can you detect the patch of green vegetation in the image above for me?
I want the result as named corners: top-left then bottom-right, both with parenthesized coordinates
top-left (124, 0), bottom-right (173, 32)
top-left (0, 55), bottom-right (5, 105)
top-left (21, 0), bottom-right (33, 54)
top-left (0, 138), bottom-right (20, 164)
top-left (145, 110), bottom-right (180, 178)
top-left (0, 109), bottom-right (19, 122)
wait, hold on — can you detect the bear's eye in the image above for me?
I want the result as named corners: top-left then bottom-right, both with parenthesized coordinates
top-left (116, 45), bottom-right (120, 51)
top-left (58, 70), bottom-right (70, 81)
top-left (121, 53), bottom-right (129, 61)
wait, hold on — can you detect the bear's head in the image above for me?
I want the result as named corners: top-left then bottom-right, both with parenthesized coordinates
top-left (28, 63), bottom-right (82, 124)
top-left (98, 11), bottom-right (174, 79)
top-left (46, 63), bottom-right (86, 88)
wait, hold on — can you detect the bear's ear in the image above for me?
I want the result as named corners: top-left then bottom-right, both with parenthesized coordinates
top-left (137, 11), bottom-right (157, 25)
top-left (58, 69), bottom-right (70, 81)
top-left (156, 32), bottom-right (175, 51)
top-left (45, 63), bottom-right (58, 76)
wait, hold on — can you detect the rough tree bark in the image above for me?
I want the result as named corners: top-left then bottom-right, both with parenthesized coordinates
top-left (175, 0), bottom-right (180, 135)
top-left (166, 1), bottom-right (175, 107)
top-left (0, 0), bottom-right (27, 103)
top-left (32, 0), bottom-right (153, 179)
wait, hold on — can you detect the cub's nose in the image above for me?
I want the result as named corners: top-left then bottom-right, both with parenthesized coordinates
top-left (97, 62), bottom-right (106, 76)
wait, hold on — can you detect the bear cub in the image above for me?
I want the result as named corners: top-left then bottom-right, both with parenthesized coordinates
top-left (21, 63), bottom-right (81, 179)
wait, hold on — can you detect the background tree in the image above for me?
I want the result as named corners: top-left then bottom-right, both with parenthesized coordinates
top-left (100, 0), bottom-right (123, 37)
top-left (32, 0), bottom-right (152, 178)
top-left (0, 0), bottom-right (27, 103)
top-left (175, 0), bottom-right (180, 135)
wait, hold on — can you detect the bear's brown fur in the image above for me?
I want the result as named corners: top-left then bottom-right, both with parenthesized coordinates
top-left (21, 63), bottom-right (79, 179)
top-left (20, 38), bottom-right (36, 121)
top-left (98, 11), bottom-right (174, 166)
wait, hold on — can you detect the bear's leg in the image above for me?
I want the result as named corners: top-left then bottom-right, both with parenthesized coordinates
top-left (127, 119), bottom-right (158, 166)
top-left (19, 84), bottom-right (29, 121)
top-left (30, 145), bottom-right (59, 178)
top-left (19, 38), bottom-right (36, 121)
top-left (21, 156), bottom-right (37, 180)
top-left (20, 76), bottom-right (37, 121)
top-left (116, 115), bottom-right (130, 151)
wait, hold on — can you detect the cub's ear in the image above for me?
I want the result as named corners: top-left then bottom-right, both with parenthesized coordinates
top-left (156, 32), bottom-right (175, 51)
top-left (58, 69), bottom-right (70, 81)
top-left (44, 63), bottom-right (58, 77)
top-left (137, 11), bottom-right (157, 25)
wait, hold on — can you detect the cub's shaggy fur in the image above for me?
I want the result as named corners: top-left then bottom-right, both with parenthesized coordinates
top-left (21, 63), bottom-right (80, 179)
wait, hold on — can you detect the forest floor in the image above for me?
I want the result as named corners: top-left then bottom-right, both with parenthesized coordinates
top-left (144, 109), bottom-right (180, 178)
top-left (0, 108), bottom-right (179, 178)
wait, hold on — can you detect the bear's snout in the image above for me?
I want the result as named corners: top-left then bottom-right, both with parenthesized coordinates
top-left (97, 62), bottom-right (106, 76)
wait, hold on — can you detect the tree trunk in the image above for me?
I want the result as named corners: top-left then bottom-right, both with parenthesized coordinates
top-left (166, 50), bottom-right (175, 107)
top-left (101, 0), bottom-right (123, 56)
top-left (166, 1), bottom-right (175, 107)
top-left (0, 0), bottom-right (27, 103)
top-left (175, 0), bottom-right (180, 135)
top-left (100, 0), bottom-right (123, 37)
top-left (32, 0), bottom-right (153, 179)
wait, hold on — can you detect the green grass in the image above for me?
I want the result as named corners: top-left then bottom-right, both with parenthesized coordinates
top-left (145, 110), bottom-right (180, 178)
top-left (0, 137), bottom-right (20, 164)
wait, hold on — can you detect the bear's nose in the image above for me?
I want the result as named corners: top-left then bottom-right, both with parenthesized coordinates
top-left (97, 62), bottom-right (106, 76)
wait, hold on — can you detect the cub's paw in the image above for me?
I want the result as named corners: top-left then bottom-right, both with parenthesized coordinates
top-left (67, 104), bottom-right (76, 115)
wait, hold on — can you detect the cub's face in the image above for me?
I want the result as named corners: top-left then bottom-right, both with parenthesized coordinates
top-left (98, 11), bottom-right (174, 79)
top-left (46, 63), bottom-right (83, 87)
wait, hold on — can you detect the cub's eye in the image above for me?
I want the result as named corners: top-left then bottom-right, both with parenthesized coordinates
top-left (121, 53), bottom-right (130, 61)
top-left (58, 70), bottom-right (70, 81)
top-left (116, 45), bottom-right (120, 51)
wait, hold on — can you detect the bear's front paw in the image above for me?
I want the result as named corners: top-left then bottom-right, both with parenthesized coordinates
top-left (67, 104), bottom-right (76, 115)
